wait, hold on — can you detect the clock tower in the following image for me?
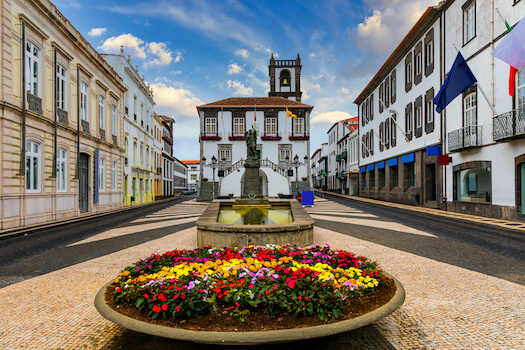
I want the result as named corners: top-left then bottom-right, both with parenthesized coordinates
top-left (268, 53), bottom-right (302, 102)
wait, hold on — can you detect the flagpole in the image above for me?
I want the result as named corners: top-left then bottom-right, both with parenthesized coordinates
top-left (378, 97), bottom-right (409, 142)
top-left (452, 44), bottom-right (497, 115)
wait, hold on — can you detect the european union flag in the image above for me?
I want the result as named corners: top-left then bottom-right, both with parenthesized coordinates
top-left (433, 52), bottom-right (477, 113)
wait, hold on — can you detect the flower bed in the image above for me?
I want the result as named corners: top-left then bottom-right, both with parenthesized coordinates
top-left (109, 244), bottom-right (392, 328)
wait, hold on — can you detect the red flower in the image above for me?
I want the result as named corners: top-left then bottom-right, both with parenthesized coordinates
top-left (152, 305), bottom-right (161, 313)
top-left (161, 304), bottom-right (168, 311)
top-left (143, 294), bottom-right (149, 299)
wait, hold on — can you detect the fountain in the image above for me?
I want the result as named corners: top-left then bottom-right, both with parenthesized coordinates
top-left (196, 126), bottom-right (314, 248)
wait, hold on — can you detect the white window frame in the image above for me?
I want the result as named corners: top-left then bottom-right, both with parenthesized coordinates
top-left (427, 99), bottom-right (434, 124)
top-left (205, 117), bottom-right (217, 135)
top-left (111, 161), bottom-right (117, 191)
top-left (293, 117), bottom-right (305, 136)
top-left (219, 149), bottom-right (231, 162)
top-left (517, 68), bottom-right (525, 109)
top-left (464, 1), bottom-right (476, 44)
top-left (279, 149), bottom-right (291, 162)
top-left (56, 148), bottom-right (67, 192)
top-left (426, 40), bottom-right (434, 67)
top-left (415, 52), bottom-right (422, 76)
top-left (133, 95), bottom-right (137, 120)
top-left (233, 117), bottom-right (245, 136)
top-left (265, 117), bottom-right (277, 136)
top-left (26, 41), bottom-right (40, 96)
top-left (416, 106), bottom-right (422, 129)
top-left (26, 141), bottom-right (41, 193)
top-left (98, 95), bottom-right (105, 130)
top-left (407, 111), bottom-right (413, 134)
top-left (80, 82), bottom-right (89, 121)
top-left (56, 64), bottom-right (67, 110)
top-left (111, 104), bottom-right (117, 135)
top-left (406, 62), bottom-right (412, 84)
top-left (464, 92), bottom-right (477, 127)
top-left (98, 158), bottom-right (105, 191)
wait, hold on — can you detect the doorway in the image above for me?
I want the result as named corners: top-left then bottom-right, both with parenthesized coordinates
top-left (521, 163), bottom-right (525, 216)
top-left (425, 163), bottom-right (437, 202)
top-left (79, 153), bottom-right (89, 213)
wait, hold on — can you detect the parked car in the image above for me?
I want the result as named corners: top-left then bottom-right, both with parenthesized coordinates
top-left (181, 189), bottom-right (192, 195)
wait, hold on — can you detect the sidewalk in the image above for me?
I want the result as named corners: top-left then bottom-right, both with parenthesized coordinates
top-left (314, 190), bottom-right (525, 234)
top-left (0, 194), bottom-right (184, 241)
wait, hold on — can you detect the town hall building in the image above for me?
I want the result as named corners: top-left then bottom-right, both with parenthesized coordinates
top-left (197, 55), bottom-right (313, 200)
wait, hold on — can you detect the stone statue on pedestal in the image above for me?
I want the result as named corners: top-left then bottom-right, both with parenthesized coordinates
top-left (242, 126), bottom-right (261, 198)
top-left (245, 127), bottom-right (257, 159)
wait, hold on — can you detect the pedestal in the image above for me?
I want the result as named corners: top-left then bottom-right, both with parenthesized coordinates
top-left (242, 158), bottom-right (262, 198)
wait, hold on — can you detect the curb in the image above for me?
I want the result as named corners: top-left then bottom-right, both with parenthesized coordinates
top-left (315, 190), bottom-right (525, 235)
top-left (95, 273), bottom-right (405, 345)
top-left (0, 195), bottom-right (188, 241)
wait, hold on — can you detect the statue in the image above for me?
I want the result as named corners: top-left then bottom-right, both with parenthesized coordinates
top-left (245, 127), bottom-right (257, 158)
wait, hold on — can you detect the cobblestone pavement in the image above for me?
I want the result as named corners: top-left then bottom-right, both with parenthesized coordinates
top-left (1, 198), bottom-right (524, 349)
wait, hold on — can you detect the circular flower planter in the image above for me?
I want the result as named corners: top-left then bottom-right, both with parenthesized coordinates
top-left (95, 274), bottom-right (404, 345)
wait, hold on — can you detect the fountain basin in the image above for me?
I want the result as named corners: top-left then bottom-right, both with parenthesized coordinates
top-left (196, 199), bottom-right (314, 248)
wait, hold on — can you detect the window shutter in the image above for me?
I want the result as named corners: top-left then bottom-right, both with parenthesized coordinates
top-left (415, 96), bottom-right (423, 138)
top-left (425, 28), bottom-right (434, 77)
top-left (391, 69), bottom-right (397, 104)
top-left (415, 41), bottom-right (423, 85)
top-left (426, 87), bottom-right (435, 133)
top-left (385, 119), bottom-right (390, 149)
top-left (370, 95), bottom-right (374, 121)
top-left (379, 83), bottom-right (384, 114)
top-left (379, 122), bottom-right (384, 152)
top-left (405, 102), bottom-right (413, 141)
top-left (391, 116), bottom-right (397, 147)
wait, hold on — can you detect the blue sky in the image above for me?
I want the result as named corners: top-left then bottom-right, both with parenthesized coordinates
top-left (54, 0), bottom-right (437, 160)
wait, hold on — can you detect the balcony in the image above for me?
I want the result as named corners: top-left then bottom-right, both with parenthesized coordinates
top-left (289, 132), bottom-right (310, 141)
top-left (228, 132), bottom-right (245, 141)
top-left (200, 132), bottom-right (222, 141)
top-left (261, 131), bottom-right (282, 141)
top-left (493, 106), bottom-right (525, 141)
top-left (340, 150), bottom-right (347, 160)
top-left (448, 125), bottom-right (482, 152)
top-left (163, 132), bottom-right (174, 144)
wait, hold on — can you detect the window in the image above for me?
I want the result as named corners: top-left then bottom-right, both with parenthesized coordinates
top-left (280, 149), bottom-right (291, 162)
top-left (415, 52), bottom-right (422, 77)
top-left (205, 117), bottom-right (217, 135)
top-left (80, 82), bottom-right (89, 121)
top-left (141, 103), bottom-right (144, 126)
top-left (406, 162), bottom-right (415, 187)
top-left (464, 92), bottom-right (477, 127)
top-left (406, 61), bottom-right (412, 86)
top-left (26, 41), bottom-right (40, 96)
top-left (265, 117), bottom-right (277, 136)
top-left (98, 158), bottom-right (105, 191)
top-left (111, 104), bottom-right (117, 135)
top-left (98, 95), bottom-right (105, 129)
top-left (219, 149), bottom-right (231, 162)
top-left (133, 95), bottom-right (137, 121)
top-left (26, 141), bottom-right (40, 192)
top-left (233, 117), bottom-right (245, 136)
top-left (406, 103), bottom-right (413, 139)
top-left (517, 68), bottom-right (525, 109)
top-left (456, 167), bottom-right (491, 202)
top-left (56, 64), bottom-right (66, 110)
top-left (293, 118), bottom-right (305, 136)
top-left (56, 148), bottom-right (67, 192)
top-left (385, 76), bottom-right (390, 107)
top-left (133, 140), bottom-right (137, 167)
top-left (416, 105), bottom-right (422, 129)
top-left (369, 170), bottom-right (375, 189)
top-left (463, 1), bottom-right (476, 44)
top-left (379, 168), bottom-right (386, 188)
top-left (140, 144), bottom-right (144, 168)
top-left (390, 165), bottom-right (398, 188)
top-left (425, 40), bottom-right (433, 67)
top-left (111, 161), bottom-right (117, 191)
top-left (146, 147), bottom-right (149, 169)
top-left (191, 174), bottom-right (197, 181)
top-left (426, 99), bottom-right (433, 124)
top-left (391, 70), bottom-right (396, 104)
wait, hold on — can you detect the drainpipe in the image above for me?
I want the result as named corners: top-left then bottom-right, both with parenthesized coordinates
top-left (77, 66), bottom-right (80, 180)
top-left (21, 21), bottom-right (26, 177)
top-left (491, 0), bottom-right (495, 111)
top-left (440, 9), bottom-right (447, 210)
top-left (53, 47), bottom-right (57, 179)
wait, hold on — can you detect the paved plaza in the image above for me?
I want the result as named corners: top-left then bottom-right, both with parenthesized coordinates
top-left (1, 197), bottom-right (524, 349)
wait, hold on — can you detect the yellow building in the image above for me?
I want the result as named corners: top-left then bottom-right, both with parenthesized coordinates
top-left (0, 0), bottom-right (126, 229)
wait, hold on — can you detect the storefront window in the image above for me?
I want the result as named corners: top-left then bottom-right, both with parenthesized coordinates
top-left (456, 167), bottom-right (491, 202)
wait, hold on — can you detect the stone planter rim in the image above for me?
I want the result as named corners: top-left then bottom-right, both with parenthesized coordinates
top-left (95, 272), bottom-right (405, 345)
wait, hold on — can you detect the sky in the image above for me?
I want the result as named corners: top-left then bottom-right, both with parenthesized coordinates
top-left (54, 0), bottom-right (438, 160)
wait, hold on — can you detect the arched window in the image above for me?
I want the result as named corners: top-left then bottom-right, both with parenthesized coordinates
top-left (26, 41), bottom-right (40, 96)
top-left (26, 141), bottom-right (41, 192)
top-left (280, 70), bottom-right (291, 86)
top-left (56, 148), bottom-right (67, 192)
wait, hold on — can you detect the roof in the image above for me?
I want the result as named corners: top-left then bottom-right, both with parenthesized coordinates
top-left (182, 160), bottom-right (200, 165)
top-left (346, 116), bottom-right (359, 132)
top-left (198, 97), bottom-right (312, 109)
top-left (354, 6), bottom-right (440, 105)
top-left (311, 148), bottom-right (322, 159)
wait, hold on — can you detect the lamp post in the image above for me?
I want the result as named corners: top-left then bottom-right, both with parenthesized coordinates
top-left (202, 155), bottom-right (219, 200)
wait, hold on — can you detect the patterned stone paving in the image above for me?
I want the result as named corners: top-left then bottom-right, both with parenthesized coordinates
top-left (1, 198), bottom-right (524, 349)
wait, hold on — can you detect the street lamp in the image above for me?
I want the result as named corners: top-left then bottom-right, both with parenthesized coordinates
top-left (202, 155), bottom-right (220, 200)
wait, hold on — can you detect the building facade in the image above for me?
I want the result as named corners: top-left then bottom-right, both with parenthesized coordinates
top-left (182, 160), bottom-right (200, 192)
top-left (102, 50), bottom-right (155, 206)
top-left (173, 158), bottom-right (188, 193)
top-left (0, 0), bottom-right (126, 229)
top-left (355, 6), bottom-right (443, 207)
top-left (159, 115), bottom-right (174, 197)
top-left (152, 114), bottom-right (163, 200)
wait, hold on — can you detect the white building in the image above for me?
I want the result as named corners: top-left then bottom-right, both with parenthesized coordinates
top-left (347, 122), bottom-right (360, 196)
top-left (354, 6), bottom-right (443, 206)
top-left (173, 158), bottom-right (188, 193)
top-left (159, 115), bottom-right (175, 197)
top-left (183, 160), bottom-right (200, 192)
top-left (153, 114), bottom-right (163, 199)
top-left (102, 50), bottom-right (156, 205)
top-left (441, 0), bottom-right (525, 220)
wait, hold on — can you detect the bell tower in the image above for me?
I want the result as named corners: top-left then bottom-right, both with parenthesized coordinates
top-left (268, 53), bottom-right (302, 102)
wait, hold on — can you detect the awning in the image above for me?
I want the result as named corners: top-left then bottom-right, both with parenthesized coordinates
top-left (401, 153), bottom-right (415, 164)
top-left (426, 145), bottom-right (442, 156)
top-left (367, 164), bottom-right (375, 171)
top-left (388, 157), bottom-right (398, 167)
top-left (377, 161), bottom-right (385, 170)
top-left (360, 166), bottom-right (366, 173)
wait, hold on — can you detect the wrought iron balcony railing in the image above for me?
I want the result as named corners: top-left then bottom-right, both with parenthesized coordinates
top-left (493, 106), bottom-right (525, 141)
top-left (448, 125), bottom-right (482, 152)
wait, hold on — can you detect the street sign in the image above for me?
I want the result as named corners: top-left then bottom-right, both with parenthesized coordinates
top-left (302, 191), bottom-right (314, 207)
top-left (321, 172), bottom-right (327, 177)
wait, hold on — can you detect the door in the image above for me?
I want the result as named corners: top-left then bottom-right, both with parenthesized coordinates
top-left (79, 153), bottom-right (89, 213)
top-left (425, 163), bottom-right (436, 202)
top-left (521, 164), bottom-right (525, 216)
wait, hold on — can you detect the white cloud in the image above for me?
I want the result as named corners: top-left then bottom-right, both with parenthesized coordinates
top-left (354, 1), bottom-right (433, 57)
top-left (150, 82), bottom-right (204, 119)
top-left (228, 63), bottom-right (243, 74)
top-left (310, 52), bottom-right (316, 58)
top-left (235, 49), bottom-right (249, 58)
top-left (88, 28), bottom-right (107, 37)
top-left (339, 87), bottom-right (350, 94)
top-left (145, 42), bottom-right (173, 68)
top-left (226, 80), bottom-right (253, 96)
top-left (170, 70), bottom-right (182, 75)
top-left (311, 74), bottom-right (324, 80)
top-left (311, 111), bottom-right (353, 124)
top-left (99, 34), bottom-right (146, 59)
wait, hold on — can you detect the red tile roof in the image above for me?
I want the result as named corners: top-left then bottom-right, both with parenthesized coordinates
top-left (198, 97), bottom-right (312, 108)
top-left (181, 160), bottom-right (200, 165)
